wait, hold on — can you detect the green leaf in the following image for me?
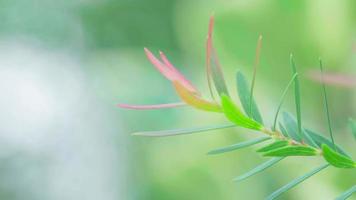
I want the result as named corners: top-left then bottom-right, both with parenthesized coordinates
top-left (322, 144), bottom-right (356, 168)
top-left (319, 59), bottom-right (336, 148)
top-left (210, 53), bottom-right (229, 96)
top-left (257, 140), bottom-right (289, 153)
top-left (348, 118), bottom-right (356, 140)
top-left (282, 112), bottom-right (302, 142)
top-left (279, 123), bottom-right (290, 138)
top-left (233, 157), bottom-right (284, 182)
top-left (305, 129), bottom-right (350, 157)
top-left (282, 112), bottom-right (318, 147)
top-left (335, 185), bottom-right (356, 200)
top-left (208, 137), bottom-right (270, 155)
top-left (263, 145), bottom-right (318, 157)
top-left (221, 95), bottom-right (263, 130)
top-left (266, 164), bottom-right (329, 200)
top-left (132, 123), bottom-right (236, 137)
top-left (236, 71), bottom-right (263, 124)
top-left (290, 55), bottom-right (303, 140)
top-left (272, 73), bottom-right (298, 131)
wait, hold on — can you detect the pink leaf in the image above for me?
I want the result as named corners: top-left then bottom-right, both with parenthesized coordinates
top-left (144, 48), bottom-right (178, 81)
top-left (159, 51), bottom-right (198, 93)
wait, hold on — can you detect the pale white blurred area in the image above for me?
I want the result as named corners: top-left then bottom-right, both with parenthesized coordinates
top-left (0, 41), bottom-right (127, 200)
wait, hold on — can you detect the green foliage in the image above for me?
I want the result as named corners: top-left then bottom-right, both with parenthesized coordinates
top-left (335, 185), bottom-right (356, 200)
top-left (256, 140), bottom-right (289, 153)
top-left (279, 123), bottom-right (290, 138)
top-left (221, 95), bottom-right (263, 130)
top-left (282, 112), bottom-right (302, 142)
top-left (236, 71), bottom-right (263, 124)
top-left (321, 144), bottom-right (356, 168)
top-left (210, 55), bottom-right (230, 97)
top-left (266, 164), bottom-right (329, 200)
top-left (123, 22), bottom-right (356, 199)
top-left (282, 112), bottom-right (318, 147)
top-left (272, 73), bottom-right (298, 131)
top-left (132, 123), bottom-right (235, 137)
top-left (208, 137), bottom-right (270, 155)
top-left (233, 157), bottom-right (284, 182)
top-left (319, 59), bottom-right (336, 149)
top-left (290, 55), bottom-right (303, 140)
top-left (305, 129), bottom-right (350, 157)
top-left (262, 145), bottom-right (318, 157)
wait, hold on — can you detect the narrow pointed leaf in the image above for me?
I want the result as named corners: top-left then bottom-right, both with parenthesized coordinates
top-left (144, 48), bottom-right (176, 81)
top-left (132, 123), bottom-right (236, 137)
top-left (282, 112), bottom-right (302, 142)
top-left (348, 118), bottom-right (356, 140)
top-left (257, 140), bottom-right (289, 153)
top-left (221, 95), bottom-right (263, 130)
top-left (305, 129), bottom-right (350, 157)
top-left (335, 185), bottom-right (356, 200)
top-left (322, 144), bottom-right (356, 168)
top-left (236, 71), bottom-right (263, 124)
top-left (290, 55), bottom-right (303, 140)
top-left (319, 59), bottom-right (336, 149)
top-left (249, 35), bottom-right (262, 119)
top-left (159, 51), bottom-right (198, 93)
top-left (279, 123), bottom-right (290, 138)
top-left (208, 136), bottom-right (270, 155)
top-left (272, 73), bottom-right (298, 131)
top-left (263, 145), bottom-right (318, 157)
top-left (117, 102), bottom-right (186, 110)
top-left (174, 81), bottom-right (222, 112)
top-left (282, 112), bottom-right (318, 147)
top-left (266, 164), bottom-right (329, 200)
top-left (211, 47), bottom-right (229, 96)
top-left (233, 157), bottom-right (284, 182)
top-left (206, 16), bottom-right (229, 97)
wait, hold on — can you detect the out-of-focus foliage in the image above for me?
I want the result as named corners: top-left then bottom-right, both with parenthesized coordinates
top-left (0, 0), bottom-right (355, 200)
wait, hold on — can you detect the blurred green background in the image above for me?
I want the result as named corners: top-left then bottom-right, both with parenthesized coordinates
top-left (0, 0), bottom-right (355, 199)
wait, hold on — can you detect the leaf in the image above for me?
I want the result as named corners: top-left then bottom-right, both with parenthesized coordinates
top-left (173, 81), bottom-right (222, 112)
top-left (236, 71), bottom-right (263, 124)
top-left (233, 157), bottom-right (284, 182)
top-left (335, 185), bottom-right (356, 200)
top-left (221, 95), bottom-right (263, 130)
top-left (305, 129), bottom-right (350, 157)
top-left (208, 137), bottom-right (270, 155)
top-left (144, 48), bottom-right (197, 93)
top-left (290, 55), bottom-right (303, 139)
top-left (263, 145), bottom-right (318, 157)
top-left (321, 144), bottom-right (356, 168)
top-left (132, 123), bottom-right (236, 137)
top-left (319, 59), bottom-right (336, 148)
top-left (272, 73), bottom-right (298, 131)
top-left (282, 112), bottom-right (302, 142)
top-left (279, 123), bottom-right (290, 138)
top-left (348, 118), bottom-right (356, 140)
top-left (248, 35), bottom-right (262, 122)
top-left (257, 140), bottom-right (289, 153)
top-left (159, 51), bottom-right (198, 93)
top-left (117, 102), bottom-right (186, 110)
top-left (282, 112), bottom-right (318, 147)
top-left (206, 16), bottom-right (229, 97)
top-left (266, 164), bottom-right (329, 200)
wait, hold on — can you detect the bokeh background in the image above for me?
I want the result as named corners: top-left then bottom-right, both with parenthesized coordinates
top-left (0, 0), bottom-right (355, 199)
